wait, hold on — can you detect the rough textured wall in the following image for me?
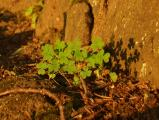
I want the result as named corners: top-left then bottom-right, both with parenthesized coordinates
top-left (35, 0), bottom-right (71, 44)
top-left (91, 0), bottom-right (159, 88)
top-left (64, 2), bottom-right (93, 45)
top-left (0, 0), bottom-right (38, 13)
top-left (36, 0), bottom-right (94, 45)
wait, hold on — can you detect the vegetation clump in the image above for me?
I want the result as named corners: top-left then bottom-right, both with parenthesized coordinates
top-left (37, 37), bottom-right (118, 87)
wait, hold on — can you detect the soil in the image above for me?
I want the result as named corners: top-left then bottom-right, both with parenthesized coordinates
top-left (0, 4), bottom-right (159, 120)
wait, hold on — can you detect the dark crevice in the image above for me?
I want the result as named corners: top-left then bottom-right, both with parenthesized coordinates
top-left (61, 0), bottom-right (94, 44)
top-left (77, 0), bottom-right (95, 44)
top-left (61, 12), bottom-right (67, 40)
top-left (85, 1), bottom-right (94, 44)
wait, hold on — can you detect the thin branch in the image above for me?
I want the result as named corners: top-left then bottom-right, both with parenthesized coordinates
top-left (94, 93), bottom-right (112, 99)
top-left (94, 93), bottom-right (138, 100)
top-left (80, 78), bottom-right (87, 95)
top-left (0, 88), bottom-right (65, 120)
top-left (80, 78), bottom-right (89, 104)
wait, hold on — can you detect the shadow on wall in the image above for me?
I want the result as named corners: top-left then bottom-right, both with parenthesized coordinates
top-left (104, 35), bottom-right (140, 81)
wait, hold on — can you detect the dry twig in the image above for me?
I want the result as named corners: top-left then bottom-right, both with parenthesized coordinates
top-left (0, 88), bottom-right (65, 120)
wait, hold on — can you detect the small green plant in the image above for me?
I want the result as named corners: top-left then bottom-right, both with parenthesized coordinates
top-left (109, 72), bottom-right (118, 82)
top-left (24, 0), bottom-right (44, 28)
top-left (37, 38), bottom-right (117, 86)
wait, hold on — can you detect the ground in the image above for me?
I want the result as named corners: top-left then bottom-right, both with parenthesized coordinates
top-left (0, 6), bottom-right (159, 120)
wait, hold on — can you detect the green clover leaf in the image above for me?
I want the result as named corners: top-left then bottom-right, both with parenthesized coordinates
top-left (80, 67), bottom-right (92, 79)
top-left (109, 72), bottom-right (118, 82)
top-left (38, 69), bottom-right (46, 75)
top-left (42, 44), bottom-right (54, 61)
top-left (103, 53), bottom-right (110, 63)
top-left (62, 61), bottom-right (76, 74)
top-left (54, 39), bottom-right (66, 51)
top-left (91, 37), bottom-right (104, 51)
top-left (37, 62), bottom-right (48, 69)
top-left (48, 73), bottom-right (56, 79)
top-left (73, 75), bottom-right (80, 86)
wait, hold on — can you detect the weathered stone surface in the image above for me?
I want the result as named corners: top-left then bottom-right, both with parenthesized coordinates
top-left (89, 0), bottom-right (108, 39)
top-left (0, 0), bottom-right (38, 13)
top-left (35, 0), bottom-right (70, 43)
top-left (91, 0), bottom-right (159, 88)
top-left (64, 2), bottom-right (93, 45)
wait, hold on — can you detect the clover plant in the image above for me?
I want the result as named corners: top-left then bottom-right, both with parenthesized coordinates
top-left (37, 38), bottom-right (117, 86)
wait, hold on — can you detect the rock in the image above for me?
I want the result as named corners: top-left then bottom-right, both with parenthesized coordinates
top-left (35, 0), bottom-right (70, 44)
top-left (64, 2), bottom-right (94, 46)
